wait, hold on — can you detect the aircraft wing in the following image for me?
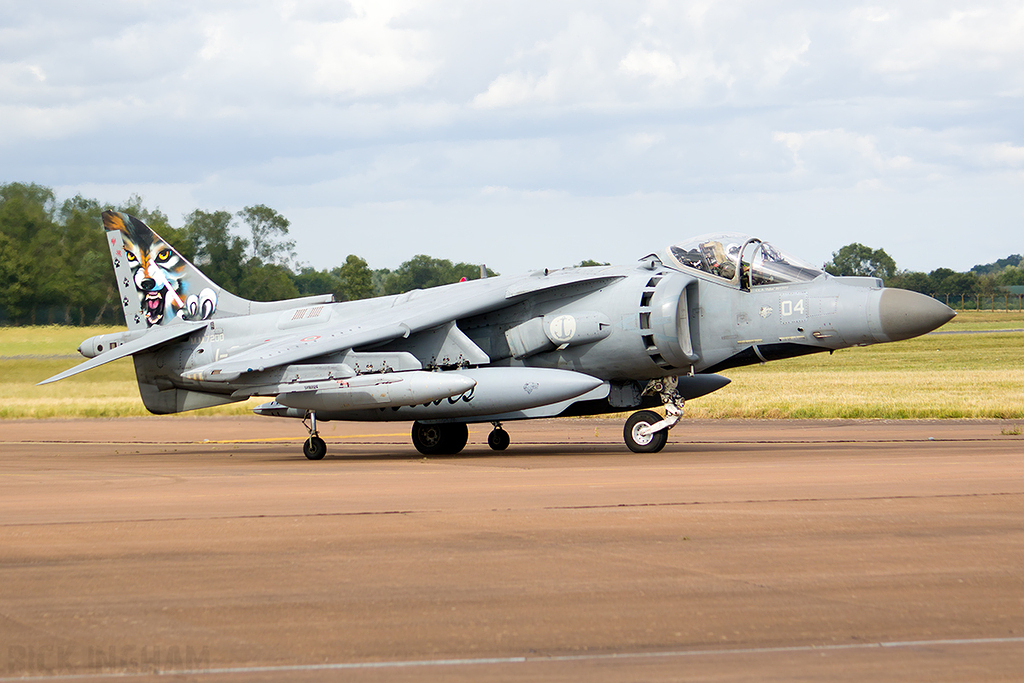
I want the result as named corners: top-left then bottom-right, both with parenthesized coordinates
top-left (188, 320), bottom-right (413, 382)
top-left (190, 272), bottom-right (625, 383)
top-left (503, 269), bottom-right (623, 298)
top-left (38, 322), bottom-right (208, 385)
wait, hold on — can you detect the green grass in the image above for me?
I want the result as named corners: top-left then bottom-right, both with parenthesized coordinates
top-left (2, 315), bottom-right (1023, 420)
top-left (938, 310), bottom-right (1024, 331)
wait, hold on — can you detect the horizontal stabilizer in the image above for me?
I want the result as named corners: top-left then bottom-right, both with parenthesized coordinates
top-left (37, 322), bottom-right (207, 385)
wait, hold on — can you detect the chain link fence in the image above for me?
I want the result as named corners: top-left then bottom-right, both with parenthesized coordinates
top-left (939, 293), bottom-right (1024, 311)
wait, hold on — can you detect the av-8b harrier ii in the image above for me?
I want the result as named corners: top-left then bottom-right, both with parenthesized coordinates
top-left (41, 211), bottom-right (955, 459)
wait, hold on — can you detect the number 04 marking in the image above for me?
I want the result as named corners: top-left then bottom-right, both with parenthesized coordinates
top-left (780, 299), bottom-right (805, 317)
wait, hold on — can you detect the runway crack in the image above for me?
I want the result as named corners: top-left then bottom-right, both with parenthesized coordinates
top-left (543, 490), bottom-right (1023, 511)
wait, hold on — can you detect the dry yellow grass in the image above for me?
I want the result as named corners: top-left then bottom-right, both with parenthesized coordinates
top-left (0, 355), bottom-right (265, 419)
top-left (688, 368), bottom-right (1024, 419)
top-left (693, 315), bottom-right (1024, 418)
top-left (0, 325), bottom-right (125, 356)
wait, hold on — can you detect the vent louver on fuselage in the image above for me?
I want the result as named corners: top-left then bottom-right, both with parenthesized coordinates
top-left (638, 274), bottom-right (676, 370)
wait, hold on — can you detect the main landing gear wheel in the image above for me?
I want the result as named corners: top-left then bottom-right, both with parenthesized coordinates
top-left (487, 424), bottom-right (510, 451)
top-left (624, 410), bottom-right (669, 453)
top-left (303, 436), bottom-right (327, 460)
top-left (412, 422), bottom-right (469, 456)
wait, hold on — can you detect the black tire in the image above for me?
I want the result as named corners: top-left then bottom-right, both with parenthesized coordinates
top-left (412, 422), bottom-right (445, 455)
top-left (412, 422), bottom-right (469, 456)
top-left (487, 428), bottom-right (510, 451)
top-left (442, 423), bottom-right (469, 455)
top-left (624, 410), bottom-right (668, 453)
top-left (303, 436), bottom-right (327, 460)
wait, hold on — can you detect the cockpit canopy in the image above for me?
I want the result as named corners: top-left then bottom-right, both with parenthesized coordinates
top-left (663, 233), bottom-right (822, 287)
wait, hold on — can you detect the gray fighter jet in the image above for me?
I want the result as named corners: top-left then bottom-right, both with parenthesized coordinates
top-left (40, 211), bottom-right (955, 458)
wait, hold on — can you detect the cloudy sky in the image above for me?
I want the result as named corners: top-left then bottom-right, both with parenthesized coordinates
top-left (2, 1), bottom-right (1022, 276)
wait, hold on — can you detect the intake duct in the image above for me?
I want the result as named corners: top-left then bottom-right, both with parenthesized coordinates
top-left (638, 273), bottom-right (699, 370)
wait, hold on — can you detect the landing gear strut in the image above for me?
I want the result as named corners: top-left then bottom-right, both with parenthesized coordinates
top-left (623, 376), bottom-right (685, 453)
top-left (487, 422), bottom-right (510, 451)
top-left (412, 421), bottom-right (469, 456)
top-left (302, 410), bottom-right (327, 460)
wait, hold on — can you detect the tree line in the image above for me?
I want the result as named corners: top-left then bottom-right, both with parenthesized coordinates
top-left (0, 183), bottom-right (495, 326)
top-left (2, 182), bottom-right (1020, 325)
top-left (822, 243), bottom-right (1024, 298)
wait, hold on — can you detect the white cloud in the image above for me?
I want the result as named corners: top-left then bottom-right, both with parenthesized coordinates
top-left (0, 1), bottom-right (1021, 275)
top-left (978, 142), bottom-right (1024, 167)
top-left (850, 2), bottom-right (1024, 76)
top-left (473, 12), bottom-right (624, 108)
top-left (473, 71), bottom-right (551, 108)
top-left (618, 48), bottom-right (680, 83)
top-left (290, 2), bottom-right (440, 99)
top-left (623, 132), bottom-right (665, 153)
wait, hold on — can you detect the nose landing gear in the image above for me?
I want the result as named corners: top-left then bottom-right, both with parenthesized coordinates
top-left (624, 410), bottom-right (669, 452)
top-left (623, 377), bottom-right (685, 453)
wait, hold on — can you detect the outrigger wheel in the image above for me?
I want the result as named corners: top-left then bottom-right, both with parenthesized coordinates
top-left (487, 423), bottom-right (510, 451)
top-left (302, 410), bottom-right (327, 460)
top-left (303, 436), bottom-right (327, 460)
top-left (412, 421), bottom-right (469, 456)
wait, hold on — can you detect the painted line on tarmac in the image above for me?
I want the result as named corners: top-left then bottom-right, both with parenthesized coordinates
top-left (0, 433), bottom-right (413, 446)
top-left (2, 428), bottom-right (498, 446)
top-left (3, 637), bottom-right (1023, 680)
top-left (200, 433), bottom-right (411, 444)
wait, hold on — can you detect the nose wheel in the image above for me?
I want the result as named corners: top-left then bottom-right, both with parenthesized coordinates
top-left (623, 377), bottom-right (685, 453)
top-left (624, 410), bottom-right (669, 453)
top-left (302, 411), bottom-right (327, 460)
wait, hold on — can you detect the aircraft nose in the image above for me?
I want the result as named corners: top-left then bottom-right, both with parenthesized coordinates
top-left (877, 289), bottom-right (956, 342)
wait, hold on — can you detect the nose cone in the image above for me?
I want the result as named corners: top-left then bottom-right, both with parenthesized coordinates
top-left (878, 289), bottom-right (956, 342)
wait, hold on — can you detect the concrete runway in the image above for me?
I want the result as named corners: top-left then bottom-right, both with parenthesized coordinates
top-left (1, 417), bottom-right (1022, 681)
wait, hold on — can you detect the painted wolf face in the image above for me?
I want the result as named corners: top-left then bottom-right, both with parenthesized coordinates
top-left (106, 213), bottom-right (186, 326)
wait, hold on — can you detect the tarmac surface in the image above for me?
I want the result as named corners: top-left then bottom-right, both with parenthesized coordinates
top-left (1, 416), bottom-right (1022, 681)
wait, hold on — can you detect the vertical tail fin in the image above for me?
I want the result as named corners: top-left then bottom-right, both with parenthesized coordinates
top-left (103, 211), bottom-right (334, 330)
top-left (103, 211), bottom-right (250, 330)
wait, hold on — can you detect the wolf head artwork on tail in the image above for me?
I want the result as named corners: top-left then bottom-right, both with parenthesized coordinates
top-left (103, 211), bottom-right (218, 329)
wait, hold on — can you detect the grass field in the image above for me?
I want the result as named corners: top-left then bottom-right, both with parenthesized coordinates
top-left (2, 312), bottom-right (1022, 420)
